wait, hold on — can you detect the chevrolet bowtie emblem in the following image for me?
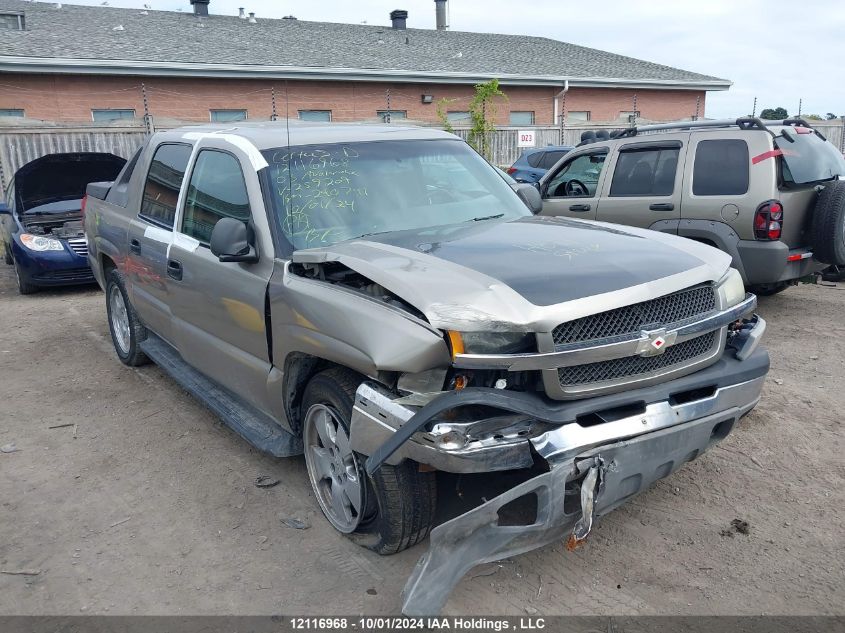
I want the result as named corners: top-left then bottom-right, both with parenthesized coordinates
top-left (636, 328), bottom-right (677, 357)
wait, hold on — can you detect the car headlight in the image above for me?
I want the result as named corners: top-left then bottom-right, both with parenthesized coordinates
top-left (718, 268), bottom-right (746, 308)
top-left (20, 234), bottom-right (64, 252)
top-left (447, 331), bottom-right (534, 356)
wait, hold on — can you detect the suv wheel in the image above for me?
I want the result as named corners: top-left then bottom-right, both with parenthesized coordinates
top-left (811, 180), bottom-right (845, 265)
top-left (302, 368), bottom-right (436, 554)
top-left (749, 282), bottom-right (791, 296)
top-left (105, 268), bottom-right (149, 366)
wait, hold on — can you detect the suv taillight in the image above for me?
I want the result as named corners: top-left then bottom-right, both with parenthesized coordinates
top-left (506, 167), bottom-right (517, 174)
top-left (80, 194), bottom-right (88, 218)
top-left (754, 200), bottom-right (783, 241)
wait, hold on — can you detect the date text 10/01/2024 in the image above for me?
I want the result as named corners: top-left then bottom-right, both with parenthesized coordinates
top-left (290, 617), bottom-right (547, 630)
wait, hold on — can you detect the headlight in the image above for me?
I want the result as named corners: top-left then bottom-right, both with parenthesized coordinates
top-left (20, 234), bottom-right (64, 252)
top-left (719, 268), bottom-right (746, 308)
top-left (447, 331), bottom-right (534, 356)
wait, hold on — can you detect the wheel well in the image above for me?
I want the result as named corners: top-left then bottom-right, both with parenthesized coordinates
top-left (688, 237), bottom-right (718, 249)
top-left (282, 353), bottom-right (338, 437)
top-left (101, 253), bottom-right (116, 273)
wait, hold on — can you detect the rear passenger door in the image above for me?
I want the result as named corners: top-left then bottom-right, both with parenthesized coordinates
top-left (595, 138), bottom-right (687, 230)
top-left (167, 144), bottom-right (278, 415)
top-left (126, 142), bottom-right (193, 345)
top-left (537, 148), bottom-right (609, 220)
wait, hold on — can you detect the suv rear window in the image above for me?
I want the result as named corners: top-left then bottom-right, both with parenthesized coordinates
top-left (539, 151), bottom-right (567, 170)
top-left (140, 143), bottom-right (192, 228)
top-left (693, 140), bottom-right (749, 196)
top-left (610, 146), bottom-right (680, 196)
top-left (776, 130), bottom-right (845, 186)
top-left (526, 151), bottom-right (544, 168)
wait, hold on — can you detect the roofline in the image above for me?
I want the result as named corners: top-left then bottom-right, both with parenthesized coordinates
top-left (0, 56), bottom-right (733, 91)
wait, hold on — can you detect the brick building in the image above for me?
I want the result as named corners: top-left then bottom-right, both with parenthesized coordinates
top-left (0, 0), bottom-right (730, 126)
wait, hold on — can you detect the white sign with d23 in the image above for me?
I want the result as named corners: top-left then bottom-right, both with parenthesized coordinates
top-left (517, 130), bottom-right (536, 147)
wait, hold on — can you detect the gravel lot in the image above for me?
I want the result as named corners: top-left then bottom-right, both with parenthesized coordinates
top-left (1, 265), bottom-right (843, 616)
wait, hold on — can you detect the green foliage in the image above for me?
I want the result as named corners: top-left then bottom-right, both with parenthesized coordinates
top-left (759, 107), bottom-right (788, 120)
top-left (467, 79), bottom-right (508, 161)
top-left (436, 97), bottom-right (456, 134)
top-left (826, 113), bottom-right (839, 120)
top-left (803, 114), bottom-right (823, 121)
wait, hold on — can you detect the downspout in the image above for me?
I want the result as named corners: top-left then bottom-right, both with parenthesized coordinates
top-left (554, 80), bottom-right (569, 140)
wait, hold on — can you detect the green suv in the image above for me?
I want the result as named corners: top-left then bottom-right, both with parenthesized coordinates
top-left (536, 118), bottom-right (845, 295)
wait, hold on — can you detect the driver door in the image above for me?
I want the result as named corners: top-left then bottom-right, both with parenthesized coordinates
top-left (537, 149), bottom-right (609, 220)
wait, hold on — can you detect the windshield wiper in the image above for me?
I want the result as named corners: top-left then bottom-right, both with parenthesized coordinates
top-left (467, 213), bottom-right (504, 222)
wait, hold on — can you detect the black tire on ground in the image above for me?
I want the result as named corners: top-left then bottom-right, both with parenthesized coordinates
top-left (822, 265), bottom-right (845, 282)
top-left (301, 367), bottom-right (437, 555)
top-left (749, 282), bottom-right (791, 296)
top-left (13, 260), bottom-right (38, 295)
top-left (105, 267), bottom-right (150, 366)
top-left (3, 244), bottom-right (12, 265)
top-left (810, 180), bottom-right (845, 265)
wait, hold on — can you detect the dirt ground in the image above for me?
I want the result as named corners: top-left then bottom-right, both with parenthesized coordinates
top-left (0, 265), bottom-right (843, 616)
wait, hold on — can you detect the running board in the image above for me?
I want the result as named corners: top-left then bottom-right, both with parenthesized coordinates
top-left (139, 334), bottom-right (303, 457)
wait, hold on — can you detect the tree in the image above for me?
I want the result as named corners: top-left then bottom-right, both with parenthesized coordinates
top-left (759, 107), bottom-right (788, 120)
top-left (826, 113), bottom-right (839, 120)
top-left (467, 79), bottom-right (508, 161)
top-left (436, 97), bottom-right (456, 134)
top-left (803, 114), bottom-right (823, 121)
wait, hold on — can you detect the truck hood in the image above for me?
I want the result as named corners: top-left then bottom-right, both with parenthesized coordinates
top-left (292, 216), bottom-right (733, 332)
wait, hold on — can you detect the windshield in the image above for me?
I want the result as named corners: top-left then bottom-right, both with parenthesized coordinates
top-left (262, 139), bottom-right (530, 250)
top-left (775, 130), bottom-right (845, 186)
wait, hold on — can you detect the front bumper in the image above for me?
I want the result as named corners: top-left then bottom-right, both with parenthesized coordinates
top-left (12, 237), bottom-right (94, 287)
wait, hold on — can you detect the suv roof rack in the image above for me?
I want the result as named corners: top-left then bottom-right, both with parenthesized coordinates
top-left (608, 116), bottom-right (805, 139)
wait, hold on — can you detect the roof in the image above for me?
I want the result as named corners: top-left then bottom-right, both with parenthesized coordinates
top-left (0, 0), bottom-right (730, 90)
top-left (157, 121), bottom-right (457, 150)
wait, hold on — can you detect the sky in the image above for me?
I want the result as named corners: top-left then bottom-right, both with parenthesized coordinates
top-left (56, 0), bottom-right (844, 119)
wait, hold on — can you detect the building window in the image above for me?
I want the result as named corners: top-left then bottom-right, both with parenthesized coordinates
top-left (92, 109), bottom-right (136, 122)
top-left (447, 111), bottom-right (471, 124)
top-left (0, 12), bottom-right (25, 30)
top-left (0, 109), bottom-right (24, 117)
top-left (567, 111), bottom-right (591, 122)
top-left (210, 109), bottom-right (247, 122)
top-left (619, 111), bottom-right (640, 121)
top-left (509, 111), bottom-right (535, 126)
top-left (299, 110), bottom-right (332, 122)
top-left (377, 110), bottom-right (407, 123)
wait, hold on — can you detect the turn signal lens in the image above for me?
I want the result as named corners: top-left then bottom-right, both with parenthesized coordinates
top-left (446, 330), bottom-right (465, 359)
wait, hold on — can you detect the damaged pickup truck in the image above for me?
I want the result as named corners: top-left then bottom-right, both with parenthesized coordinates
top-left (84, 122), bottom-right (769, 615)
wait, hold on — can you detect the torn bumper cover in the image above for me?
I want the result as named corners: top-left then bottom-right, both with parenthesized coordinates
top-left (351, 345), bottom-right (768, 615)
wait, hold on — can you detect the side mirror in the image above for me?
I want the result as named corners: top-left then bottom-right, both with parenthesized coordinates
top-left (515, 183), bottom-right (543, 214)
top-left (0, 202), bottom-right (11, 215)
top-left (209, 218), bottom-right (259, 263)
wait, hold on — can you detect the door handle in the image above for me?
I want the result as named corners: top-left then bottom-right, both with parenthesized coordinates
top-left (167, 259), bottom-right (183, 281)
top-left (129, 238), bottom-right (141, 255)
top-left (649, 203), bottom-right (675, 211)
top-left (569, 204), bottom-right (591, 212)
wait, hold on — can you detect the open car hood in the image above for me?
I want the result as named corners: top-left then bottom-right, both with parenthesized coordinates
top-left (292, 216), bottom-right (733, 332)
top-left (14, 152), bottom-right (126, 212)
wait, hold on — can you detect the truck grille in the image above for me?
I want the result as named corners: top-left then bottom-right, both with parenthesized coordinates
top-left (558, 331), bottom-right (717, 388)
top-left (553, 285), bottom-right (717, 346)
top-left (67, 237), bottom-right (88, 257)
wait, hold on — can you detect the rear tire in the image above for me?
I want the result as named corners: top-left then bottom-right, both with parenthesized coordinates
top-left (749, 282), bottom-right (791, 296)
top-left (13, 260), bottom-right (38, 295)
top-left (301, 367), bottom-right (436, 555)
top-left (105, 268), bottom-right (149, 366)
top-left (810, 180), bottom-right (845, 265)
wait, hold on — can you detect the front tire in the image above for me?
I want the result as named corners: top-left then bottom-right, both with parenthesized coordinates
top-left (301, 368), bottom-right (436, 554)
top-left (105, 268), bottom-right (149, 366)
top-left (13, 260), bottom-right (38, 295)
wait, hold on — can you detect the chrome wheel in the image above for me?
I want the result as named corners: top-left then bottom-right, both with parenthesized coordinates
top-left (303, 403), bottom-right (364, 533)
top-left (108, 284), bottom-right (131, 355)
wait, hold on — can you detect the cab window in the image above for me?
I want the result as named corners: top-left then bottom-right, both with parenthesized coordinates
top-left (139, 143), bottom-right (192, 228)
top-left (545, 151), bottom-right (607, 198)
top-left (181, 150), bottom-right (251, 244)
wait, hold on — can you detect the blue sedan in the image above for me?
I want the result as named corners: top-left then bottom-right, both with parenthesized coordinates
top-left (507, 145), bottom-right (574, 183)
top-left (1, 152), bottom-right (126, 294)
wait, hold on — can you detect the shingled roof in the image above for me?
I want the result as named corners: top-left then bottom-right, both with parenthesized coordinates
top-left (0, 0), bottom-right (730, 90)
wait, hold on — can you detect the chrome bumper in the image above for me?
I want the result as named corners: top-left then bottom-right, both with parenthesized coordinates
top-left (401, 397), bottom-right (762, 615)
top-left (452, 293), bottom-right (757, 371)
